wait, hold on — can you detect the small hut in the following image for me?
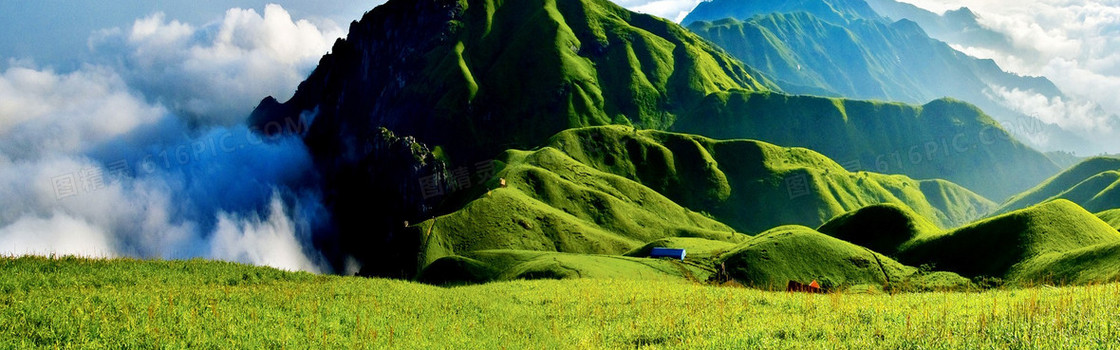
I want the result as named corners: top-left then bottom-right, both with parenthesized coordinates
top-left (786, 280), bottom-right (823, 293)
top-left (648, 248), bottom-right (686, 261)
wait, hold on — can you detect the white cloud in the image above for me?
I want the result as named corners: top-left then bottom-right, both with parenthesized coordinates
top-left (897, 0), bottom-right (1120, 153)
top-left (0, 4), bottom-right (332, 273)
top-left (0, 63), bottom-right (166, 160)
top-left (90, 4), bottom-right (344, 126)
top-left (0, 212), bottom-right (115, 258)
top-left (986, 85), bottom-right (1115, 132)
top-left (627, 0), bottom-right (704, 22)
top-left (209, 193), bottom-right (322, 273)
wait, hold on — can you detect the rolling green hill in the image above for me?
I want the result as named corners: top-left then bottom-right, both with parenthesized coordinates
top-left (675, 92), bottom-right (1058, 201)
top-left (544, 126), bottom-right (995, 232)
top-left (817, 203), bottom-right (941, 256)
top-left (411, 126), bottom-right (998, 282)
top-left (716, 225), bottom-right (966, 290)
top-left (1098, 209), bottom-right (1120, 230)
top-left (997, 157), bottom-right (1120, 214)
top-left (414, 139), bottom-right (742, 271)
top-left (683, 0), bottom-right (1095, 154)
top-left (897, 199), bottom-right (1120, 283)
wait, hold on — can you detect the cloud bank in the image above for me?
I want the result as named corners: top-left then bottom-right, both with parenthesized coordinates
top-left (89, 4), bottom-right (343, 126)
top-left (613, 0), bottom-right (703, 22)
top-left (0, 5), bottom-right (343, 273)
top-left (898, 0), bottom-right (1120, 153)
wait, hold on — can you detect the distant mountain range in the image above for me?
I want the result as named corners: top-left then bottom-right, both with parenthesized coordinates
top-left (861, 0), bottom-right (1014, 53)
top-left (682, 0), bottom-right (1097, 154)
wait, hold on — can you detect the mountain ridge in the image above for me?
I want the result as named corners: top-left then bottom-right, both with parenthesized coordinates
top-left (682, 0), bottom-right (1095, 154)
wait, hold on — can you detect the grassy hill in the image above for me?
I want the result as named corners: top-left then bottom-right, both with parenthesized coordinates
top-left (1098, 209), bottom-right (1120, 230)
top-left (7, 257), bottom-right (1120, 348)
top-left (817, 203), bottom-right (941, 256)
top-left (414, 136), bottom-right (743, 272)
top-left (675, 92), bottom-right (1058, 201)
top-left (897, 199), bottom-right (1120, 283)
top-left (547, 126), bottom-right (996, 232)
top-left (997, 157), bottom-right (1120, 214)
top-left (412, 126), bottom-right (998, 280)
top-left (716, 225), bottom-right (970, 291)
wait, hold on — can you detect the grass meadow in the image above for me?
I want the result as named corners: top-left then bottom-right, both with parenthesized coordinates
top-left (3, 256), bottom-right (1120, 349)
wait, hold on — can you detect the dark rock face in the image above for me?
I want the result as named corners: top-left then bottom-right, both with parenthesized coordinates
top-left (250, 0), bottom-right (463, 276)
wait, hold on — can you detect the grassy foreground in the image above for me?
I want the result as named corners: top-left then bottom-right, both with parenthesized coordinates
top-left (4, 257), bottom-right (1120, 349)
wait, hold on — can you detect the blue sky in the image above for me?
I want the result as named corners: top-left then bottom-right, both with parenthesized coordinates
top-left (0, 1), bottom-right (384, 69)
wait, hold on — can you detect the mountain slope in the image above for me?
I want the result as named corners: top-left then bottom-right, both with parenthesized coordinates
top-left (544, 126), bottom-right (995, 232)
top-left (415, 137), bottom-right (742, 270)
top-left (683, 0), bottom-right (884, 26)
top-left (247, 0), bottom-right (774, 275)
top-left (675, 92), bottom-right (1058, 201)
top-left (897, 200), bottom-right (1120, 281)
top-left (862, 0), bottom-right (1015, 55)
top-left (1098, 209), bottom-right (1120, 230)
top-left (682, 0), bottom-right (1094, 154)
top-left (717, 225), bottom-right (972, 291)
top-left (997, 157), bottom-right (1120, 214)
top-left (414, 126), bottom-right (997, 277)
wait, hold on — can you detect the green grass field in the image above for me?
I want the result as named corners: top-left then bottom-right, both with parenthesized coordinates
top-left (5, 256), bottom-right (1120, 349)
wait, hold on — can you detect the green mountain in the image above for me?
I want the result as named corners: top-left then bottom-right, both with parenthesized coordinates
top-left (675, 92), bottom-right (1058, 201)
top-left (545, 126), bottom-right (995, 232)
top-left (997, 157), bottom-right (1120, 214)
top-left (415, 126), bottom-right (996, 280)
top-left (248, 0), bottom-right (774, 275)
top-left (683, 0), bottom-right (884, 27)
top-left (718, 225), bottom-right (916, 290)
top-left (682, 0), bottom-right (1096, 154)
top-left (897, 200), bottom-right (1120, 283)
top-left (249, 0), bottom-right (1053, 277)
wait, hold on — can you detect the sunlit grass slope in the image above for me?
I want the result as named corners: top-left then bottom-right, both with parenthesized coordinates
top-left (998, 157), bottom-right (1120, 214)
top-left (898, 199), bottom-right (1120, 284)
top-left (6, 257), bottom-right (1120, 348)
top-left (717, 225), bottom-right (971, 291)
top-left (1097, 209), bottom-right (1120, 230)
top-left (675, 92), bottom-right (1059, 201)
top-left (415, 126), bottom-right (996, 281)
top-left (547, 126), bottom-right (995, 233)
